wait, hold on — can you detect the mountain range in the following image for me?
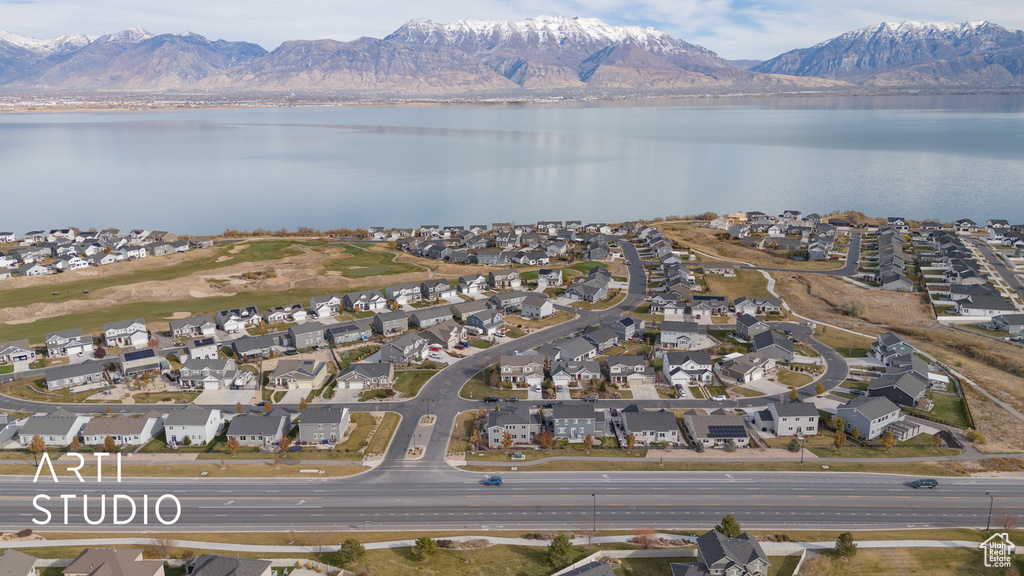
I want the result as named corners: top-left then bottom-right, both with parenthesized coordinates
top-left (1, 17), bottom-right (1023, 98)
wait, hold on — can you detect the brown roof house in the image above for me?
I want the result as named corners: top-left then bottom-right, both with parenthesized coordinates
top-left (63, 549), bottom-right (164, 576)
top-left (81, 410), bottom-right (164, 447)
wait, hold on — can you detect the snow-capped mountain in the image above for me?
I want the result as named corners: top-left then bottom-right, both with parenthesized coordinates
top-left (0, 30), bottom-right (96, 54)
top-left (753, 21), bottom-right (1024, 83)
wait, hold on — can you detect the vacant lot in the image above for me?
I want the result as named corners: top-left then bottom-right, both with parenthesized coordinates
top-left (392, 369), bottom-right (438, 398)
top-left (813, 326), bottom-right (873, 358)
top-left (659, 225), bottom-right (844, 271)
top-left (703, 269), bottom-right (772, 300)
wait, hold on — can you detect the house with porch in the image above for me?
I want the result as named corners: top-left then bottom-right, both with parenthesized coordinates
top-left (621, 406), bottom-right (681, 445)
top-left (168, 315), bottom-right (216, 339)
top-left (486, 405), bottom-right (542, 448)
top-left (215, 306), bottom-right (262, 333)
top-left (751, 401), bottom-right (818, 436)
top-left (81, 410), bottom-right (164, 446)
top-left (343, 289), bottom-right (388, 312)
top-left (179, 358), bottom-right (238, 390)
top-left (310, 294), bottom-right (341, 318)
top-left (663, 351), bottom-right (713, 387)
top-left (103, 318), bottom-right (148, 348)
top-left (164, 406), bottom-right (223, 446)
top-left (336, 362), bottom-right (394, 390)
top-left (270, 359), bottom-right (329, 389)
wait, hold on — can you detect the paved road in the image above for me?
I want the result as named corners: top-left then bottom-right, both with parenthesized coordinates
top-left (967, 237), bottom-right (1024, 306)
top-left (737, 231), bottom-right (861, 276)
top-left (5, 470), bottom-right (1022, 532)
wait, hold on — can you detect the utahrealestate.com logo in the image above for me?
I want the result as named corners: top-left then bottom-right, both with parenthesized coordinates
top-left (980, 533), bottom-right (1016, 568)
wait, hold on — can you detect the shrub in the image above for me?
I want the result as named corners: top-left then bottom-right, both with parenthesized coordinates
top-left (15, 529), bottom-right (32, 538)
top-left (965, 430), bottom-right (987, 444)
top-left (787, 439), bottom-right (801, 453)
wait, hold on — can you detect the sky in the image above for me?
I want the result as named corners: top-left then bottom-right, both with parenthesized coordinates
top-left (2, 0), bottom-right (1024, 60)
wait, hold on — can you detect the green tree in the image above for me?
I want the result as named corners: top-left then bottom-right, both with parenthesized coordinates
top-left (583, 435), bottom-right (594, 450)
top-left (816, 382), bottom-right (825, 395)
top-left (789, 387), bottom-right (799, 401)
top-left (787, 438), bottom-right (801, 453)
top-left (183, 436), bottom-right (192, 447)
top-left (334, 538), bottom-right (365, 566)
top-left (412, 536), bottom-right (437, 561)
top-left (548, 534), bottom-right (575, 568)
top-left (694, 441), bottom-right (705, 453)
top-left (833, 430), bottom-right (846, 451)
top-left (715, 514), bottom-right (742, 538)
top-left (835, 532), bottom-right (857, 560)
top-left (725, 439), bottom-right (738, 452)
top-left (830, 416), bottom-right (845, 433)
top-left (880, 429), bottom-right (895, 451)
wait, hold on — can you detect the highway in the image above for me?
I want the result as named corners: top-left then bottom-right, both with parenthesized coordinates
top-left (4, 470), bottom-right (1023, 532)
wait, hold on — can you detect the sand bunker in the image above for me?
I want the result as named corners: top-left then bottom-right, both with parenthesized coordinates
top-left (228, 244), bottom-right (250, 255)
top-left (4, 318), bottom-right (37, 325)
top-left (165, 312), bottom-right (193, 320)
top-left (216, 256), bottom-right (232, 263)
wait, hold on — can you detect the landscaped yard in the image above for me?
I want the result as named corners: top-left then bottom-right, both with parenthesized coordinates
top-left (468, 339), bottom-right (492, 349)
top-left (503, 327), bottom-right (526, 339)
top-left (511, 310), bottom-right (575, 329)
top-left (459, 368), bottom-right (527, 400)
top-left (813, 326), bottom-right (874, 358)
top-left (906, 391), bottom-right (972, 429)
top-left (366, 412), bottom-right (401, 454)
top-left (732, 387), bottom-right (765, 397)
top-left (392, 369), bottom-right (437, 398)
top-left (572, 290), bottom-right (628, 310)
top-left (0, 365), bottom-right (12, 375)
top-left (802, 429), bottom-right (961, 458)
top-left (775, 369), bottom-right (814, 387)
top-left (2, 376), bottom-right (116, 404)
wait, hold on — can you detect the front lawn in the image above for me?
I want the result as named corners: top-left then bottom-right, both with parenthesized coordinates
top-left (510, 310), bottom-right (575, 329)
top-left (906, 392), bottom-right (972, 429)
top-left (392, 369), bottom-right (437, 398)
top-left (775, 369), bottom-right (814, 387)
top-left (459, 368), bottom-right (527, 400)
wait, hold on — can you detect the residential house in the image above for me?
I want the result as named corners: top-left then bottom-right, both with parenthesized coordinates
top-left (119, 348), bottom-right (163, 376)
top-left (488, 269), bottom-right (521, 289)
top-left (227, 410), bottom-right (292, 447)
top-left (555, 337), bottom-right (599, 362)
top-left (410, 307), bottom-right (454, 329)
top-left (270, 359), bottom-right (329, 389)
top-left (379, 332), bottom-right (429, 364)
top-left (63, 549), bottom-right (164, 576)
top-left (732, 297), bottom-right (781, 316)
top-left (750, 330), bottom-right (795, 361)
top-left (581, 326), bottom-right (619, 351)
top-left (373, 311), bottom-right (409, 336)
top-left (186, 337), bottom-right (219, 360)
top-left (499, 355), bottom-right (545, 385)
top-left (309, 295), bottom-right (342, 317)
top-left (955, 219), bottom-right (978, 234)
top-left (992, 313), bottom-right (1024, 335)
top-left (43, 328), bottom-right (92, 358)
top-left (550, 360), bottom-right (602, 387)
top-left (871, 332), bottom-right (915, 364)
top-left (342, 289), bottom-right (387, 312)
top-left (601, 315), bottom-right (645, 341)
top-left (0, 549), bottom-right (38, 576)
top-left (451, 299), bottom-right (487, 322)
top-left (421, 278), bottom-right (456, 301)
top-left (103, 318), bottom-right (148, 348)
top-left (474, 248), bottom-right (507, 266)
top-left (168, 315), bottom-right (216, 339)
top-left (552, 404), bottom-right (605, 442)
top-left (81, 411), bottom-right (163, 446)
top-left (179, 358), bottom-right (238, 390)
top-left (187, 555), bottom-right (272, 576)
top-left (691, 295), bottom-right (729, 318)
top-left (660, 321), bottom-right (706, 350)
top-left (608, 355), bottom-right (647, 384)
top-left (734, 314), bottom-right (770, 341)
top-left (955, 295), bottom-right (1017, 317)
top-left (288, 323), bottom-right (326, 349)
top-left (231, 334), bottom-right (283, 360)
top-left (684, 411), bottom-right (750, 449)
top-left (521, 294), bottom-right (554, 319)
top-left (536, 268), bottom-right (563, 288)
top-left (663, 351), bottom-right (713, 387)
top-left (262, 304), bottom-right (307, 324)
top-left (164, 406), bottom-right (223, 446)
top-left (215, 306), bottom-right (262, 333)
top-left (486, 405), bottom-right (542, 448)
top-left (488, 290), bottom-right (530, 313)
top-left (385, 282), bottom-right (421, 306)
top-left (18, 409), bottom-right (90, 447)
top-left (868, 372), bottom-right (928, 407)
top-left (457, 273), bottom-right (488, 294)
top-left (672, 530), bottom-right (770, 576)
top-left (418, 319), bottom-right (467, 350)
top-left (751, 401), bottom-right (819, 436)
top-left (620, 406), bottom-right (681, 445)
top-left (298, 406), bottom-right (350, 444)
top-left (650, 293), bottom-right (687, 315)
top-left (466, 309), bottom-right (505, 335)
top-left (704, 262), bottom-right (736, 276)
top-left (44, 360), bottom-right (105, 391)
top-left (326, 319), bottom-right (373, 345)
top-left (17, 262), bottom-right (51, 276)
top-left (719, 354), bottom-right (776, 384)
top-left (336, 362), bottom-right (394, 390)
top-left (837, 396), bottom-right (902, 440)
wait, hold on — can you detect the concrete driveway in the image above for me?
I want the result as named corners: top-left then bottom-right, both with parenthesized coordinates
top-left (555, 386), bottom-right (572, 400)
top-left (195, 388), bottom-right (256, 406)
top-left (278, 389), bottom-right (309, 405)
top-left (630, 381), bottom-right (660, 400)
top-left (527, 385), bottom-right (543, 401)
top-left (329, 388), bottom-right (361, 404)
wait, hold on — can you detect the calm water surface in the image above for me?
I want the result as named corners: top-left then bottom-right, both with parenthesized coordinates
top-left (2, 94), bottom-right (1023, 234)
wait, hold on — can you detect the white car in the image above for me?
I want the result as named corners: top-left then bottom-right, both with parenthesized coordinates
top-left (429, 352), bottom-right (443, 360)
top-left (712, 395), bottom-right (727, 402)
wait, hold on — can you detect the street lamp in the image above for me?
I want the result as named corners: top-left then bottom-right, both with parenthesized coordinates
top-left (985, 491), bottom-right (994, 532)
top-left (592, 493), bottom-right (597, 548)
top-left (798, 433), bottom-right (806, 465)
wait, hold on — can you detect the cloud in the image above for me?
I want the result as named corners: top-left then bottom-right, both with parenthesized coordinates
top-left (2, 0), bottom-right (1024, 59)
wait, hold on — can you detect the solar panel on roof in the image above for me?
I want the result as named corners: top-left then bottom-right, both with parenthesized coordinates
top-left (123, 349), bottom-right (155, 362)
top-left (707, 425), bottom-right (746, 438)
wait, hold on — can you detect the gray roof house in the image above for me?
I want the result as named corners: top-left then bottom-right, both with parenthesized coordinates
top-left (555, 337), bottom-right (598, 362)
top-left (751, 401), bottom-right (819, 437)
top-left (168, 314), bottom-right (216, 339)
top-left (187, 337), bottom-right (219, 360)
top-left (735, 314), bottom-right (770, 341)
top-left (380, 332), bottom-right (428, 364)
top-left (552, 404), bottom-right (605, 442)
top-left (488, 290), bottom-right (530, 312)
top-left (310, 294), bottom-right (341, 318)
top-left (44, 360), bottom-right (105, 391)
top-left (298, 406), bottom-right (350, 445)
top-left (214, 306), bottom-right (262, 333)
top-left (288, 322), bottom-right (326, 349)
top-left (992, 313), bottom-right (1024, 335)
top-left (660, 321), bottom-right (706, 350)
top-left (837, 396), bottom-right (902, 440)
top-left (581, 326), bottom-right (619, 351)
top-left (486, 405), bottom-right (542, 448)
top-left (373, 311), bottom-right (409, 336)
top-left (81, 410), bottom-right (164, 446)
top-left (336, 362), bottom-right (394, 390)
top-left (868, 372), bottom-right (928, 407)
top-left (750, 330), bottom-right (795, 361)
top-left (188, 554), bottom-right (272, 576)
top-left (410, 306), bottom-right (454, 329)
top-left (451, 299), bottom-right (487, 322)
top-left (342, 289), bottom-right (388, 312)
top-left (231, 334), bottom-right (283, 359)
top-left (684, 411), bottom-right (750, 449)
top-left (672, 530), bottom-right (770, 576)
top-left (227, 410), bottom-right (292, 447)
top-left (0, 549), bottom-right (38, 576)
top-left (621, 406), bottom-right (681, 445)
top-left (871, 332), bottom-right (915, 363)
top-left (103, 318), bottom-right (148, 348)
top-left (466, 309), bottom-right (505, 335)
top-left (326, 319), bottom-right (372, 345)
top-left (44, 328), bottom-right (94, 358)
top-left (179, 358), bottom-right (238, 391)
top-left (164, 406), bottom-right (223, 447)
top-left (18, 409), bottom-right (91, 447)
top-left (385, 281), bottom-right (421, 305)
top-left (421, 278), bottom-right (456, 300)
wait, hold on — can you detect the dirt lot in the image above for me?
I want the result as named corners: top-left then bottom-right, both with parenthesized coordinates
top-left (658, 224), bottom-right (845, 271)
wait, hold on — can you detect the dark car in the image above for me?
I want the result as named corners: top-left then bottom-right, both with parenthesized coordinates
top-left (783, 329), bottom-right (793, 336)
top-left (910, 479), bottom-right (938, 489)
top-left (584, 395), bottom-right (599, 402)
top-left (482, 476), bottom-right (503, 486)
top-left (504, 396), bottom-right (519, 403)
top-left (255, 401), bottom-right (266, 407)
top-left (482, 396), bottom-right (500, 403)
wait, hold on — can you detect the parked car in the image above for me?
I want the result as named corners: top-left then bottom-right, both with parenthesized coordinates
top-left (482, 396), bottom-right (500, 403)
top-left (910, 478), bottom-right (938, 489)
top-left (482, 475), bottom-right (503, 486)
top-left (504, 396), bottom-right (518, 403)
top-left (712, 395), bottom-right (727, 402)
top-left (584, 395), bottom-right (599, 402)
top-left (429, 352), bottom-right (443, 360)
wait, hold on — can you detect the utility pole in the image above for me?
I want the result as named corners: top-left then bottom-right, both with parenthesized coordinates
top-left (986, 491), bottom-right (994, 532)
top-left (799, 434), bottom-right (806, 465)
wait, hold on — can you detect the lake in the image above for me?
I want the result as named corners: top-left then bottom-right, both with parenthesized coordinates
top-left (2, 94), bottom-right (1024, 234)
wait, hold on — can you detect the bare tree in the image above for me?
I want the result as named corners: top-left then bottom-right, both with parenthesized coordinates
top-left (998, 513), bottom-right (1018, 531)
top-left (632, 527), bottom-right (657, 549)
top-left (152, 536), bottom-right (177, 559)
top-left (227, 436), bottom-right (241, 456)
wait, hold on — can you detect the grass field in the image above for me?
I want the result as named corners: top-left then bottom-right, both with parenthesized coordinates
top-left (449, 410), bottom-right (480, 453)
top-left (572, 290), bottom-right (628, 310)
top-left (802, 430), bottom-right (961, 459)
top-left (775, 369), bottom-right (814, 387)
top-left (796, 547), bottom-right (1021, 576)
top-left (511, 310), bottom-right (575, 329)
top-left (2, 376), bottom-right (117, 403)
top-left (323, 244), bottom-right (419, 278)
top-left (366, 412), bottom-right (401, 454)
top-left (392, 369), bottom-right (438, 398)
top-left (464, 459), bottom-right (960, 476)
top-left (703, 269), bottom-right (772, 300)
top-left (906, 392), bottom-right (971, 429)
top-left (459, 369), bottom-right (528, 400)
top-left (813, 327), bottom-right (874, 358)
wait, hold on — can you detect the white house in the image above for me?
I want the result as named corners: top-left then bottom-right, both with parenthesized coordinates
top-left (103, 318), bottom-right (148, 349)
top-left (81, 411), bottom-right (164, 447)
top-left (521, 295), bottom-right (554, 319)
top-left (165, 406), bottom-right (223, 446)
top-left (752, 401), bottom-right (819, 437)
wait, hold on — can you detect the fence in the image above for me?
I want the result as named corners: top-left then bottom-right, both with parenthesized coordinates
top-left (550, 549), bottom-right (698, 576)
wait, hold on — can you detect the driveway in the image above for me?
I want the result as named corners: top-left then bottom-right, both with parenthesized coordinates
top-left (278, 389), bottom-right (309, 405)
top-left (555, 386), bottom-right (572, 400)
top-left (527, 385), bottom-right (543, 401)
top-left (195, 388), bottom-right (256, 406)
top-left (630, 381), bottom-right (660, 400)
top-left (329, 388), bottom-right (361, 404)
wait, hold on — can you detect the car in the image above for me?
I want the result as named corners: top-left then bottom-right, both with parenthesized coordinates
top-left (458, 341), bottom-right (470, 347)
top-left (910, 478), bottom-right (938, 489)
top-left (783, 329), bottom-right (793, 336)
top-left (712, 395), bottom-right (727, 402)
top-left (482, 396), bottom-right (500, 403)
top-left (504, 396), bottom-right (518, 403)
top-left (454, 344), bottom-right (467, 350)
top-left (429, 345), bottom-right (442, 351)
top-left (429, 352), bottom-right (443, 360)
top-left (584, 395), bottom-right (599, 402)
top-left (556, 385), bottom-right (564, 392)
top-left (255, 401), bottom-right (266, 407)
top-left (482, 476), bottom-right (503, 486)
top-left (624, 259), bottom-right (631, 265)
